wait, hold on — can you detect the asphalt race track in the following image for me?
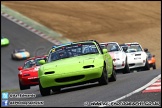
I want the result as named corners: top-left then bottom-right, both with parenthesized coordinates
top-left (5, 70), bottom-right (161, 107)
top-left (1, 16), bottom-right (54, 90)
top-left (1, 16), bottom-right (161, 107)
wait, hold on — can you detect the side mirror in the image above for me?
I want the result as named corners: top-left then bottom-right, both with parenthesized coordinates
top-left (102, 49), bottom-right (108, 54)
top-left (18, 66), bottom-right (23, 70)
top-left (122, 47), bottom-right (128, 52)
top-left (39, 60), bottom-right (46, 65)
top-left (152, 55), bottom-right (155, 57)
top-left (144, 48), bottom-right (148, 52)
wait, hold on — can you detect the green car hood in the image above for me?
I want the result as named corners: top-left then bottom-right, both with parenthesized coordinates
top-left (39, 54), bottom-right (104, 75)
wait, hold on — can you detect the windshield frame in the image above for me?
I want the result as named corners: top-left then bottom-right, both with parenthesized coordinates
top-left (125, 44), bottom-right (143, 53)
top-left (100, 43), bottom-right (121, 52)
top-left (23, 57), bottom-right (46, 69)
top-left (47, 42), bottom-right (100, 62)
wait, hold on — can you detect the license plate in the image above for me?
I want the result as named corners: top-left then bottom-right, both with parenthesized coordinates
top-left (134, 57), bottom-right (141, 60)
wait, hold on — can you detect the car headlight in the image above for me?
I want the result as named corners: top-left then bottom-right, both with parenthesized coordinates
top-left (19, 71), bottom-right (22, 75)
top-left (38, 66), bottom-right (44, 77)
top-left (34, 66), bottom-right (40, 71)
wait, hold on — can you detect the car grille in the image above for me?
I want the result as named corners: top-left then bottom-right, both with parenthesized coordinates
top-left (30, 78), bottom-right (39, 82)
top-left (129, 63), bottom-right (135, 67)
top-left (55, 75), bottom-right (85, 83)
top-left (135, 54), bottom-right (141, 56)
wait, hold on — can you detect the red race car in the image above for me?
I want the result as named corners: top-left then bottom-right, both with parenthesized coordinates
top-left (18, 55), bottom-right (48, 90)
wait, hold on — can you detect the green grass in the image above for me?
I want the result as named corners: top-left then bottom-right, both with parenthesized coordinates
top-left (1, 89), bottom-right (19, 93)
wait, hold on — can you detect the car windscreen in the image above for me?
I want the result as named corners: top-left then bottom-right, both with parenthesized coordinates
top-left (23, 60), bottom-right (35, 69)
top-left (100, 44), bottom-right (106, 49)
top-left (23, 58), bottom-right (45, 68)
top-left (106, 43), bottom-right (120, 52)
top-left (15, 49), bottom-right (26, 53)
top-left (146, 52), bottom-right (152, 60)
top-left (125, 44), bottom-right (142, 53)
top-left (48, 43), bottom-right (99, 62)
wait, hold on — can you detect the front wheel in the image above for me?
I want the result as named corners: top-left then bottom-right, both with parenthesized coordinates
top-left (52, 87), bottom-right (61, 93)
top-left (19, 80), bottom-right (30, 90)
top-left (11, 54), bottom-right (15, 60)
top-left (144, 59), bottom-right (150, 71)
top-left (122, 59), bottom-right (130, 74)
top-left (153, 63), bottom-right (156, 69)
top-left (98, 65), bottom-right (108, 85)
top-left (39, 82), bottom-right (50, 96)
top-left (109, 67), bottom-right (116, 82)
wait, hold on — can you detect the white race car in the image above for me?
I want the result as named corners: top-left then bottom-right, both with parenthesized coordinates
top-left (100, 42), bottom-right (130, 74)
top-left (122, 42), bottom-right (150, 71)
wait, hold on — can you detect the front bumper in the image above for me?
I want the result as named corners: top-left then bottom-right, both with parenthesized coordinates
top-left (19, 77), bottom-right (39, 86)
top-left (149, 63), bottom-right (155, 68)
top-left (128, 59), bottom-right (145, 69)
top-left (39, 67), bottom-right (103, 88)
top-left (113, 60), bottom-right (125, 70)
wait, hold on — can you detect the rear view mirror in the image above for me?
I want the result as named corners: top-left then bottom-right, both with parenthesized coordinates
top-left (18, 66), bottom-right (23, 70)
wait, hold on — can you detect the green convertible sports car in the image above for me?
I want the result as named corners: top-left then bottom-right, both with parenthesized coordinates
top-left (1, 36), bottom-right (9, 46)
top-left (38, 40), bottom-right (116, 96)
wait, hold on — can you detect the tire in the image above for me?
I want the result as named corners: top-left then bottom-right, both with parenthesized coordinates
top-left (39, 81), bottom-right (50, 96)
top-left (144, 59), bottom-right (150, 71)
top-left (109, 67), bottom-right (116, 82)
top-left (11, 54), bottom-right (15, 60)
top-left (98, 64), bottom-right (108, 85)
top-left (52, 87), bottom-right (61, 93)
top-left (19, 80), bottom-right (30, 90)
top-left (122, 59), bottom-right (130, 74)
top-left (153, 63), bottom-right (156, 69)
